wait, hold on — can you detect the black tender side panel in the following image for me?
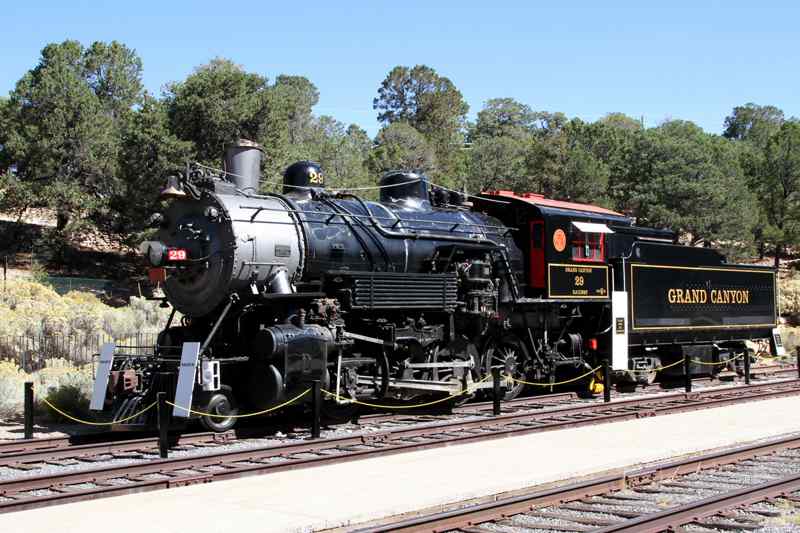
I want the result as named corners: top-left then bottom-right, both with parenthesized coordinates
top-left (629, 263), bottom-right (776, 331)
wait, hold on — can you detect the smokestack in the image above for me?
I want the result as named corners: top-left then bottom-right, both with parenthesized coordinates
top-left (224, 139), bottom-right (263, 193)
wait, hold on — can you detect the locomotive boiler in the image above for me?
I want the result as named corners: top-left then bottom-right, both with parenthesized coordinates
top-left (90, 139), bottom-right (782, 431)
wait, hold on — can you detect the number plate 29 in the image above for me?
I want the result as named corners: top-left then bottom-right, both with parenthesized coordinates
top-left (167, 248), bottom-right (188, 261)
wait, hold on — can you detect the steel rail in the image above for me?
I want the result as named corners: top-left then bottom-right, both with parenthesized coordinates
top-left (593, 473), bottom-right (800, 532)
top-left (0, 435), bottom-right (74, 456)
top-left (0, 431), bottom-right (235, 466)
top-left (0, 379), bottom-right (797, 514)
top-left (355, 433), bottom-right (800, 532)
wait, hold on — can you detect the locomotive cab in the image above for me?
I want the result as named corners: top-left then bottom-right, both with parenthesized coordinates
top-left (474, 191), bottom-right (629, 299)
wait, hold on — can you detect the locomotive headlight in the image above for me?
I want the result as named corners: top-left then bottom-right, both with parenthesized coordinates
top-left (139, 241), bottom-right (167, 266)
top-left (204, 206), bottom-right (219, 220)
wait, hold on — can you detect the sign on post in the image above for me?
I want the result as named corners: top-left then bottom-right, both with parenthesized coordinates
top-left (172, 342), bottom-right (201, 418)
top-left (90, 343), bottom-right (116, 411)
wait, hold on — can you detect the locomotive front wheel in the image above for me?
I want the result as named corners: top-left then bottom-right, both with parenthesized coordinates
top-left (199, 386), bottom-right (239, 432)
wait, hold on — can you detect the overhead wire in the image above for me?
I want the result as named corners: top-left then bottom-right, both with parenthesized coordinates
top-left (190, 161), bottom-right (512, 203)
top-left (192, 162), bottom-right (423, 193)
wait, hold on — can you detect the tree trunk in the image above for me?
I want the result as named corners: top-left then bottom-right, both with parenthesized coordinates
top-left (775, 243), bottom-right (782, 270)
top-left (56, 212), bottom-right (69, 231)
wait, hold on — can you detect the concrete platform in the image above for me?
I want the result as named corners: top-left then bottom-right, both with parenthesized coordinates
top-left (3, 395), bottom-right (800, 533)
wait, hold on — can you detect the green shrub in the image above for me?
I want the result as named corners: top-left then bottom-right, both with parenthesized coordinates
top-left (780, 277), bottom-right (800, 321)
top-left (41, 384), bottom-right (91, 422)
top-left (0, 358), bottom-right (95, 421)
top-left (0, 360), bottom-right (26, 419)
top-left (779, 325), bottom-right (800, 356)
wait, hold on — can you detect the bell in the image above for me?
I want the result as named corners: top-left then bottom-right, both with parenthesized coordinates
top-left (160, 175), bottom-right (187, 197)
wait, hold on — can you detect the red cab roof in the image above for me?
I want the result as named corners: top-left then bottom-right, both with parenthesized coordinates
top-left (481, 190), bottom-right (625, 218)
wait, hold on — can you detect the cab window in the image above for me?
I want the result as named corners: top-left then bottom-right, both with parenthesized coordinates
top-left (571, 231), bottom-right (604, 262)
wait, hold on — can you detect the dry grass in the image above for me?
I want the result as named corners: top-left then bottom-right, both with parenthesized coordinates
top-left (0, 279), bottom-right (167, 339)
top-left (0, 279), bottom-right (171, 363)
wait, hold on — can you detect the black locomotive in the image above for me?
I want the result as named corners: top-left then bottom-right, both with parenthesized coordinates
top-left (90, 140), bottom-right (780, 431)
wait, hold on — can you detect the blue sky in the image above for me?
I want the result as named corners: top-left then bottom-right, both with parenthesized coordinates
top-left (2, 1), bottom-right (798, 136)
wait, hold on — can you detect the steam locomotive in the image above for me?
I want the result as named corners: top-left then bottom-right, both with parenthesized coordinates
top-left (89, 140), bottom-right (781, 431)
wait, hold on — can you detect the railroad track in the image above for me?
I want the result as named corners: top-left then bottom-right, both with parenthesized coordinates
top-left (0, 378), bottom-right (798, 514)
top-left (0, 367), bottom-right (791, 470)
top-left (0, 391), bottom-right (581, 468)
top-left (0, 431), bottom-right (237, 466)
top-left (361, 434), bottom-right (800, 532)
top-left (0, 364), bottom-right (797, 471)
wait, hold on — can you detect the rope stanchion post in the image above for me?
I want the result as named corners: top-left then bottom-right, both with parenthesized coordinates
top-left (796, 346), bottom-right (800, 379)
top-left (492, 367), bottom-right (501, 416)
top-left (683, 356), bottom-right (692, 393)
top-left (311, 380), bottom-right (321, 439)
top-left (744, 350), bottom-right (751, 385)
top-left (24, 382), bottom-right (34, 439)
top-left (602, 360), bottom-right (611, 403)
top-left (157, 392), bottom-right (169, 459)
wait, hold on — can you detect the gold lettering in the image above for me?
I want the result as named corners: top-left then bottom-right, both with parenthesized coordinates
top-left (666, 287), bottom-right (752, 305)
top-left (704, 289), bottom-right (753, 305)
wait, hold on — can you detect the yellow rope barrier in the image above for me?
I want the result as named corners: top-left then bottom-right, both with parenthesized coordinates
top-left (321, 374), bottom-right (492, 410)
top-left (166, 388), bottom-right (310, 419)
top-left (38, 347), bottom-right (769, 426)
top-left (506, 366), bottom-right (602, 387)
top-left (690, 353), bottom-right (745, 366)
top-left (626, 358), bottom-right (686, 374)
top-left (41, 397), bottom-right (158, 426)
